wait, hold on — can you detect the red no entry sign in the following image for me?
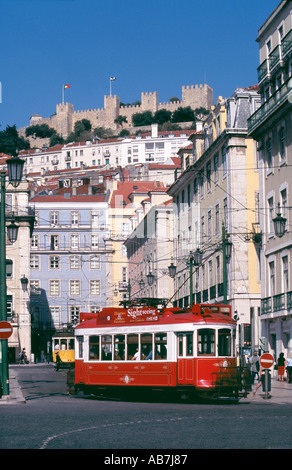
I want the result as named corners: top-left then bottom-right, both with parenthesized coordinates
top-left (260, 353), bottom-right (274, 369)
top-left (0, 321), bottom-right (13, 339)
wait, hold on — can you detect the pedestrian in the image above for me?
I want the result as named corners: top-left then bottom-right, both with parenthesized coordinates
top-left (286, 356), bottom-right (292, 384)
top-left (54, 351), bottom-right (62, 371)
top-left (277, 352), bottom-right (286, 382)
top-left (18, 348), bottom-right (27, 365)
top-left (250, 350), bottom-right (260, 384)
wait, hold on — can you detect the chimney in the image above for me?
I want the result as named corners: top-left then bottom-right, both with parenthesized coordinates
top-left (151, 123), bottom-right (158, 138)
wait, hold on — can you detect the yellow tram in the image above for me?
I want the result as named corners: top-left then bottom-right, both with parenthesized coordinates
top-left (52, 332), bottom-right (75, 366)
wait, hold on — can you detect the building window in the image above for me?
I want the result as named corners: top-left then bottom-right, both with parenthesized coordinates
top-left (6, 259), bottom-right (13, 278)
top-left (31, 280), bottom-right (41, 296)
top-left (91, 234), bottom-right (99, 249)
top-left (30, 255), bottom-right (40, 269)
top-left (269, 261), bottom-right (275, 297)
top-left (70, 280), bottom-right (80, 296)
top-left (50, 235), bottom-right (59, 250)
top-left (70, 255), bottom-right (80, 270)
top-left (268, 197), bottom-right (274, 234)
top-left (31, 235), bottom-right (39, 249)
top-left (282, 256), bottom-right (289, 293)
top-left (207, 209), bottom-right (212, 239)
top-left (50, 255), bottom-right (60, 269)
top-left (70, 234), bottom-right (79, 250)
top-left (206, 161), bottom-right (211, 192)
top-left (90, 255), bottom-right (100, 269)
top-left (91, 211), bottom-right (99, 227)
top-left (279, 127), bottom-right (286, 163)
top-left (50, 280), bottom-right (60, 297)
top-left (50, 306), bottom-right (61, 328)
top-left (90, 280), bottom-right (101, 295)
top-left (222, 146), bottom-right (227, 176)
top-left (50, 211), bottom-right (59, 225)
top-left (71, 211), bottom-right (79, 226)
top-left (215, 204), bottom-right (220, 237)
top-left (214, 154), bottom-right (219, 183)
top-left (70, 306), bottom-right (80, 324)
top-left (266, 138), bottom-right (272, 169)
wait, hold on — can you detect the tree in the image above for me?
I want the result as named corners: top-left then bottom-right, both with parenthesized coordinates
top-left (114, 115), bottom-right (128, 127)
top-left (153, 109), bottom-right (172, 125)
top-left (132, 111), bottom-right (154, 127)
top-left (171, 106), bottom-right (195, 123)
top-left (74, 119), bottom-right (92, 137)
top-left (0, 125), bottom-right (30, 155)
top-left (25, 124), bottom-right (56, 139)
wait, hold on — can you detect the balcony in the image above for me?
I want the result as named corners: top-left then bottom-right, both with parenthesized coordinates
top-left (282, 29), bottom-right (292, 58)
top-left (257, 59), bottom-right (269, 83)
top-left (261, 291), bottom-right (292, 315)
top-left (248, 79), bottom-right (291, 135)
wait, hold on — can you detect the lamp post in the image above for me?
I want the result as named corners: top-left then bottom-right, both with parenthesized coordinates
top-left (189, 249), bottom-right (203, 305)
top-left (0, 156), bottom-right (24, 396)
top-left (222, 222), bottom-right (232, 304)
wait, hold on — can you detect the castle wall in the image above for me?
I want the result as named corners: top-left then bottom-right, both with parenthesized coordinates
top-left (19, 83), bottom-right (213, 141)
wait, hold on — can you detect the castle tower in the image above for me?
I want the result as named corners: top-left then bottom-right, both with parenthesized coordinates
top-left (55, 102), bottom-right (74, 139)
top-left (181, 84), bottom-right (213, 110)
top-left (104, 94), bottom-right (120, 129)
top-left (141, 91), bottom-right (158, 113)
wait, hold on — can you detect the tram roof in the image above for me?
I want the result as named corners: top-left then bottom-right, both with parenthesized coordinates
top-left (75, 304), bottom-right (235, 331)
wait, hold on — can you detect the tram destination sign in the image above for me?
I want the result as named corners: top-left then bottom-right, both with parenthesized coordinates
top-left (99, 307), bottom-right (159, 324)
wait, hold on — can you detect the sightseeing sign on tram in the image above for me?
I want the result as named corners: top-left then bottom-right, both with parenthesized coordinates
top-left (97, 307), bottom-right (159, 324)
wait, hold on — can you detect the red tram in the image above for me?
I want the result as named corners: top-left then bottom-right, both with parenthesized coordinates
top-left (74, 302), bottom-right (251, 400)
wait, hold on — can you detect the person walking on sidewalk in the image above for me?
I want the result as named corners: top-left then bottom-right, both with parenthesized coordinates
top-left (277, 352), bottom-right (286, 382)
top-left (250, 351), bottom-right (260, 384)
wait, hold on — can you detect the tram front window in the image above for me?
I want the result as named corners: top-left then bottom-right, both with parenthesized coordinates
top-left (198, 328), bottom-right (215, 355)
top-left (218, 329), bottom-right (231, 356)
top-left (61, 339), bottom-right (67, 350)
top-left (89, 336), bottom-right (100, 360)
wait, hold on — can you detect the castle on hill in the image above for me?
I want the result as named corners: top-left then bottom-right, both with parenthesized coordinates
top-left (18, 83), bottom-right (213, 140)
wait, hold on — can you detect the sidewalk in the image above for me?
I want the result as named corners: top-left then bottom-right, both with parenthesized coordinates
top-left (1, 365), bottom-right (292, 405)
top-left (0, 367), bottom-right (26, 405)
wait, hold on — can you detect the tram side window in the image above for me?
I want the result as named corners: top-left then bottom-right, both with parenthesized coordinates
top-left (127, 334), bottom-right (138, 360)
top-left (89, 336), bottom-right (100, 360)
top-left (154, 333), bottom-right (167, 360)
top-left (69, 339), bottom-right (74, 350)
top-left (101, 335), bottom-right (112, 360)
top-left (218, 329), bottom-right (231, 356)
top-left (141, 333), bottom-right (152, 360)
top-left (198, 328), bottom-right (215, 355)
top-left (114, 335), bottom-right (125, 360)
top-left (76, 336), bottom-right (84, 358)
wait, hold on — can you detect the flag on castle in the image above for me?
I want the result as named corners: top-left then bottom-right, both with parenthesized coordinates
top-left (62, 84), bottom-right (70, 104)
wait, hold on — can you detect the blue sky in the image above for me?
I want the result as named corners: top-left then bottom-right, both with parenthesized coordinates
top-left (0, 0), bottom-right (280, 130)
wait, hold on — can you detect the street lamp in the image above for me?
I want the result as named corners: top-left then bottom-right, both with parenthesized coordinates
top-left (147, 272), bottom-right (155, 287)
top-left (168, 260), bottom-right (177, 279)
top-left (273, 204), bottom-right (287, 238)
top-left (20, 276), bottom-right (29, 292)
top-left (0, 156), bottom-right (25, 396)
